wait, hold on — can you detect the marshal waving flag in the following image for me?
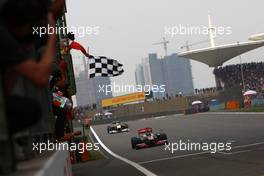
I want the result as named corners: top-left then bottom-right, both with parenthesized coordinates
top-left (88, 56), bottom-right (124, 78)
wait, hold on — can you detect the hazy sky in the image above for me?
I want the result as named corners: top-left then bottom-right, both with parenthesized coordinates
top-left (66, 0), bottom-right (264, 93)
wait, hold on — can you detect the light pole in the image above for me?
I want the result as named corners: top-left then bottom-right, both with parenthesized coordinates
top-left (237, 41), bottom-right (246, 92)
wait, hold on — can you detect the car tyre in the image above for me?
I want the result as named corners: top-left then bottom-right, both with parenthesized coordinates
top-left (131, 137), bottom-right (141, 149)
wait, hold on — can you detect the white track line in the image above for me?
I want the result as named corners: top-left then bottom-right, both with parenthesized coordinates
top-left (90, 126), bottom-right (157, 176)
top-left (230, 149), bottom-right (252, 155)
top-left (232, 141), bottom-right (264, 149)
top-left (218, 149), bottom-right (252, 155)
top-left (154, 116), bottom-right (166, 120)
top-left (228, 140), bottom-right (236, 143)
top-left (138, 151), bottom-right (209, 164)
top-left (138, 141), bottom-right (264, 165)
top-left (207, 112), bottom-right (264, 115)
top-left (217, 151), bottom-right (231, 155)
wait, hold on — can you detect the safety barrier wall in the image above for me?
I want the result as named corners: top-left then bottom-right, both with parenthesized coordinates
top-left (108, 92), bottom-right (220, 117)
top-left (210, 102), bottom-right (225, 111)
top-left (251, 98), bottom-right (264, 107)
top-left (34, 150), bottom-right (72, 176)
top-left (12, 74), bottom-right (55, 136)
top-left (87, 92), bottom-right (221, 125)
top-left (112, 97), bottom-right (188, 117)
top-left (218, 86), bottom-right (244, 108)
top-left (226, 100), bottom-right (240, 110)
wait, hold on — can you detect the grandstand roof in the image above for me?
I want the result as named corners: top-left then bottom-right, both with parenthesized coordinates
top-left (178, 40), bottom-right (264, 67)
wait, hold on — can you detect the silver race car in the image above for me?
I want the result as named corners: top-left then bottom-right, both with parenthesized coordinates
top-left (107, 121), bottom-right (129, 134)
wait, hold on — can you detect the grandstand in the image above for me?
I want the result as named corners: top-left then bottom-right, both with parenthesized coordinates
top-left (214, 62), bottom-right (264, 92)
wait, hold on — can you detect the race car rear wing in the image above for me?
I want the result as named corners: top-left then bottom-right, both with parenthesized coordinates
top-left (138, 127), bottom-right (152, 134)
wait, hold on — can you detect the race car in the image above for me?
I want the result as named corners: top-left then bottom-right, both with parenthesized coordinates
top-left (107, 121), bottom-right (129, 134)
top-left (131, 127), bottom-right (168, 149)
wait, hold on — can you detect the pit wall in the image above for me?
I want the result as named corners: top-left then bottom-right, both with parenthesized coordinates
top-left (35, 150), bottom-right (72, 176)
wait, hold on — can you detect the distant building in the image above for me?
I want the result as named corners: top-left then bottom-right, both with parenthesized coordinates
top-left (75, 57), bottom-right (112, 107)
top-left (135, 64), bottom-right (145, 85)
top-left (135, 53), bottom-right (194, 98)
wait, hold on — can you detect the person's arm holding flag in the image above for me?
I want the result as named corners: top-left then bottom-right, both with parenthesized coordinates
top-left (67, 32), bottom-right (93, 58)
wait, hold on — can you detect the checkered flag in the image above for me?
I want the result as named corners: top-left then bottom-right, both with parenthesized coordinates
top-left (88, 56), bottom-right (124, 78)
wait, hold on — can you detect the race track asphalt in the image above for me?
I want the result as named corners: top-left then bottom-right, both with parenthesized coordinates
top-left (89, 112), bottom-right (264, 176)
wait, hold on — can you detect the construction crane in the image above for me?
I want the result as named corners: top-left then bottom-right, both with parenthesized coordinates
top-left (180, 39), bottom-right (209, 51)
top-left (153, 37), bottom-right (169, 56)
top-left (181, 15), bottom-right (215, 52)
